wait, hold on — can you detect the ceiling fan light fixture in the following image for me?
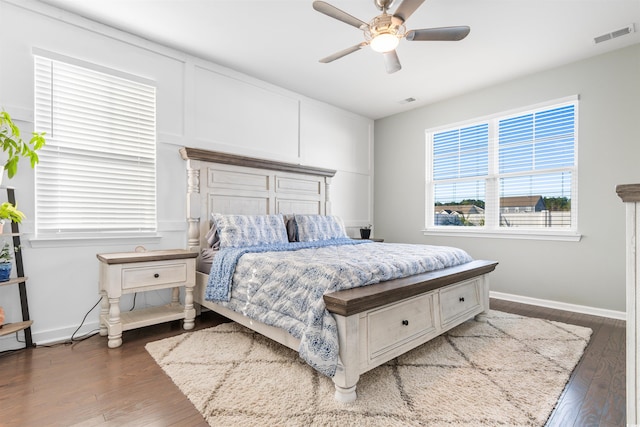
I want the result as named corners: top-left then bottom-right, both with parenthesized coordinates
top-left (365, 13), bottom-right (405, 53)
top-left (370, 33), bottom-right (400, 52)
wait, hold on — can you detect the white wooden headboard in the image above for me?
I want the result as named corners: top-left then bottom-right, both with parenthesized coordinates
top-left (180, 147), bottom-right (337, 252)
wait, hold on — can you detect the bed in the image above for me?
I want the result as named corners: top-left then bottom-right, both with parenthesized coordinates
top-left (180, 147), bottom-right (498, 402)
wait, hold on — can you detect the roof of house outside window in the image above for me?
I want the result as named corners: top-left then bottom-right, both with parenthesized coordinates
top-left (436, 205), bottom-right (485, 215)
top-left (499, 196), bottom-right (545, 208)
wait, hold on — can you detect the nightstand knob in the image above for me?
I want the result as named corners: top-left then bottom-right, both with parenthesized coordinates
top-left (402, 320), bottom-right (409, 326)
top-left (154, 273), bottom-right (159, 278)
top-left (459, 297), bottom-right (465, 302)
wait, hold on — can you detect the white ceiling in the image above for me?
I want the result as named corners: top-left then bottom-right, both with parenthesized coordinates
top-left (36, 0), bottom-right (640, 119)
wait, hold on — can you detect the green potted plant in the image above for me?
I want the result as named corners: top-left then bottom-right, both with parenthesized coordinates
top-left (0, 201), bottom-right (25, 233)
top-left (0, 241), bottom-right (13, 281)
top-left (0, 110), bottom-right (46, 182)
top-left (0, 201), bottom-right (25, 230)
top-left (0, 202), bottom-right (25, 223)
top-left (0, 109), bottom-right (44, 224)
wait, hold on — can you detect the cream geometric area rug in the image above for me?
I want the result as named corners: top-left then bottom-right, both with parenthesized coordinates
top-left (145, 310), bottom-right (592, 427)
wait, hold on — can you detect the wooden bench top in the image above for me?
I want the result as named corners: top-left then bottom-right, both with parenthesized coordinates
top-left (323, 260), bottom-right (498, 316)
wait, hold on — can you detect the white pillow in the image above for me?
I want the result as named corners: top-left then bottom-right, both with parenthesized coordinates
top-left (294, 215), bottom-right (348, 242)
top-left (211, 214), bottom-right (289, 248)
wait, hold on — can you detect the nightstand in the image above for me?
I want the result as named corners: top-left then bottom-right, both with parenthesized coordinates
top-left (97, 249), bottom-right (198, 348)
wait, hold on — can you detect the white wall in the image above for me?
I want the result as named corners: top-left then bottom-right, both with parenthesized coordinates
top-left (374, 43), bottom-right (640, 314)
top-left (0, 0), bottom-right (374, 350)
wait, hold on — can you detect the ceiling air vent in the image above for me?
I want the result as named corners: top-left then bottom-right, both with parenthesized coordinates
top-left (594, 24), bottom-right (635, 44)
top-left (399, 97), bottom-right (416, 104)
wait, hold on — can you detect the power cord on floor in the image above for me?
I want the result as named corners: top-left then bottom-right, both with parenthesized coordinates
top-left (3, 313), bottom-right (99, 349)
top-left (70, 292), bottom-right (137, 343)
top-left (11, 293), bottom-right (140, 350)
top-left (70, 297), bottom-right (102, 342)
top-left (34, 297), bottom-right (103, 348)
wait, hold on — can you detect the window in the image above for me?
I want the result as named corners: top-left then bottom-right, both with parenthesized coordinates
top-left (426, 97), bottom-right (578, 239)
top-left (34, 51), bottom-right (157, 237)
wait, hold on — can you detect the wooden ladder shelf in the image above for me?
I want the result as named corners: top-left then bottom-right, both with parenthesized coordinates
top-left (0, 187), bottom-right (33, 348)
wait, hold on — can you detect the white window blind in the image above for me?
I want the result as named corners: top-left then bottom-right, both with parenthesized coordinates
top-left (432, 124), bottom-right (488, 226)
top-left (34, 54), bottom-right (157, 235)
top-left (498, 104), bottom-right (575, 228)
top-left (426, 98), bottom-right (577, 235)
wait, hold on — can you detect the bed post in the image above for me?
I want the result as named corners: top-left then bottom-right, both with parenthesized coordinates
top-left (332, 314), bottom-right (360, 403)
top-left (617, 183), bottom-right (640, 426)
top-left (325, 177), bottom-right (332, 215)
top-left (185, 158), bottom-right (202, 253)
top-left (474, 274), bottom-right (491, 323)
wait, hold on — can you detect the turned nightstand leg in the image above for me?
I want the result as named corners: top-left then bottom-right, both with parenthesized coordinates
top-left (183, 285), bottom-right (195, 330)
top-left (107, 297), bottom-right (123, 348)
top-left (99, 291), bottom-right (109, 336)
top-left (171, 287), bottom-right (180, 306)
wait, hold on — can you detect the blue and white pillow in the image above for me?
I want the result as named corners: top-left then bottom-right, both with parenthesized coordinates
top-left (294, 214), bottom-right (348, 242)
top-left (211, 214), bottom-right (289, 248)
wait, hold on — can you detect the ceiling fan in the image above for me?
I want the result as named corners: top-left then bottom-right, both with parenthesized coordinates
top-left (312, 0), bottom-right (470, 74)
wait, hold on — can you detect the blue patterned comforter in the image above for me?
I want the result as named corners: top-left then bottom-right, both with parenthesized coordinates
top-left (206, 241), bottom-right (473, 377)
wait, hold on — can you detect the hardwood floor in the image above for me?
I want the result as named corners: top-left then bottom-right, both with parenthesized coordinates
top-left (0, 299), bottom-right (625, 426)
top-left (491, 299), bottom-right (626, 427)
top-left (0, 310), bottom-right (226, 427)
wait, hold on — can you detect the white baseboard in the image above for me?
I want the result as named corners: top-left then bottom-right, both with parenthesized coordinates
top-left (490, 291), bottom-right (626, 321)
top-left (0, 330), bottom-right (31, 352)
top-left (33, 321), bottom-right (102, 346)
top-left (0, 321), bottom-right (101, 351)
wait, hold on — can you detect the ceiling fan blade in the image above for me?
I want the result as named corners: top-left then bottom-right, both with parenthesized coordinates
top-left (319, 43), bottom-right (367, 63)
top-left (312, 1), bottom-right (368, 30)
top-left (406, 26), bottom-right (471, 41)
top-left (393, 0), bottom-right (426, 23)
top-left (383, 50), bottom-right (402, 73)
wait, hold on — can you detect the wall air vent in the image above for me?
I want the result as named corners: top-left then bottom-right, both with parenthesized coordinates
top-left (399, 97), bottom-right (416, 104)
top-left (594, 24), bottom-right (635, 44)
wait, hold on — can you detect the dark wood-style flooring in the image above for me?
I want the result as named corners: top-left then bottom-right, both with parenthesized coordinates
top-left (0, 299), bottom-right (625, 426)
top-left (492, 299), bottom-right (626, 427)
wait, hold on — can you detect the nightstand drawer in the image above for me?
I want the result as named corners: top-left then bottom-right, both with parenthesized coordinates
top-left (122, 262), bottom-right (188, 290)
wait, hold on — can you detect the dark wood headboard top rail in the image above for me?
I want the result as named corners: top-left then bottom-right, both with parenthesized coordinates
top-left (616, 183), bottom-right (640, 203)
top-left (323, 260), bottom-right (498, 316)
top-left (180, 147), bottom-right (336, 178)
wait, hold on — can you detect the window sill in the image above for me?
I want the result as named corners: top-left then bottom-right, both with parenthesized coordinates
top-left (422, 228), bottom-right (582, 242)
top-left (28, 233), bottom-right (163, 248)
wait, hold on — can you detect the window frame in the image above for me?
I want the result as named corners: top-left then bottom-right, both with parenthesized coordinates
top-left (32, 48), bottom-right (159, 243)
top-left (424, 96), bottom-right (581, 242)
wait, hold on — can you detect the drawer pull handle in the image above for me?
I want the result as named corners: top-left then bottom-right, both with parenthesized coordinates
top-left (402, 320), bottom-right (409, 326)
top-left (459, 297), bottom-right (465, 302)
top-left (154, 273), bottom-right (160, 278)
